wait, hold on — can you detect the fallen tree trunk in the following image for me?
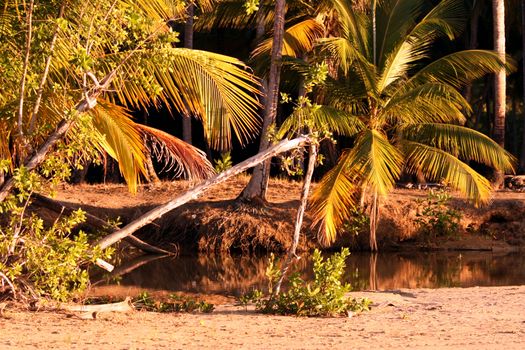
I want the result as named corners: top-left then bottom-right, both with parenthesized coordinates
top-left (63, 297), bottom-right (134, 314)
top-left (32, 193), bottom-right (172, 255)
top-left (95, 135), bottom-right (311, 250)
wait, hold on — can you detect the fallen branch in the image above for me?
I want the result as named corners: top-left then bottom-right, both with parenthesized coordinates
top-left (32, 193), bottom-right (172, 255)
top-left (96, 135), bottom-right (311, 250)
top-left (63, 296), bottom-right (134, 315)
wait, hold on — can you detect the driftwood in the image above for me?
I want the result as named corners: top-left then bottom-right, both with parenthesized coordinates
top-left (96, 135), bottom-right (311, 250)
top-left (92, 254), bottom-right (166, 285)
top-left (63, 297), bottom-right (134, 319)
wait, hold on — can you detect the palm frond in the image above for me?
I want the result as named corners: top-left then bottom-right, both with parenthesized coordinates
top-left (89, 101), bottom-right (147, 194)
top-left (402, 124), bottom-right (516, 173)
top-left (381, 82), bottom-right (470, 125)
top-left (138, 124), bottom-right (215, 180)
top-left (402, 140), bottom-right (492, 205)
top-left (277, 105), bottom-right (364, 139)
top-left (409, 50), bottom-right (514, 89)
top-left (252, 18), bottom-right (324, 58)
top-left (310, 149), bottom-right (359, 245)
top-left (101, 48), bottom-right (262, 150)
top-left (357, 129), bottom-right (403, 195)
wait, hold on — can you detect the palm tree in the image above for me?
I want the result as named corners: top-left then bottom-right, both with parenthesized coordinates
top-left (492, 0), bottom-right (506, 187)
top-left (303, 0), bottom-right (515, 250)
top-left (0, 0), bottom-right (261, 198)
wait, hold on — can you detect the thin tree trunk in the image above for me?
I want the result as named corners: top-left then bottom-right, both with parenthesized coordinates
top-left (182, 3), bottom-right (194, 145)
top-left (239, 0), bottom-right (287, 202)
top-left (493, 0), bottom-right (506, 187)
top-left (29, 2), bottom-right (66, 135)
top-left (17, 0), bottom-right (34, 141)
top-left (96, 135), bottom-right (311, 250)
top-left (520, 0), bottom-right (525, 171)
top-left (274, 143), bottom-right (318, 295)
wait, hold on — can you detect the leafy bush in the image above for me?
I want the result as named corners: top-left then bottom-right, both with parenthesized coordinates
top-left (0, 157), bottom-right (112, 302)
top-left (241, 248), bottom-right (371, 317)
top-left (415, 189), bottom-right (462, 241)
top-left (343, 208), bottom-right (370, 236)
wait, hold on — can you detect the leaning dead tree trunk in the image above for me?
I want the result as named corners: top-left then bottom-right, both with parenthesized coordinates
top-left (95, 135), bottom-right (311, 250)
top-left (274, 142), bottom-right (318, 295)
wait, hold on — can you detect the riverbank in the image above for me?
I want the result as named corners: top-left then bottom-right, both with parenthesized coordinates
top-left (1, 286), bottom-right (524, 349)
top-left (49, 176), bottom-right (525, 252)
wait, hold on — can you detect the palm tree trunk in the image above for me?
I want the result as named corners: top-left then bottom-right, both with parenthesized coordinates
top-left (492, 0), bottom-right (506, 187)
top-left (238, 0), bottom-right (287, 203)
top-left (182, 2), bottom-right (194, 145)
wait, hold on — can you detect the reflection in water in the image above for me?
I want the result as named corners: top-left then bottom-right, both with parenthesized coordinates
top-left (100, 251), bottom-right (525, 296)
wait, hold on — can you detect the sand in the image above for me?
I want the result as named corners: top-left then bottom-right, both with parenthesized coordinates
top-left (1, 286), bottom-right (524, 349)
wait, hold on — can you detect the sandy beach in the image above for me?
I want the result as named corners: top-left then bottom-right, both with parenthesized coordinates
top-left (1, 286), bottom-right (524, 349)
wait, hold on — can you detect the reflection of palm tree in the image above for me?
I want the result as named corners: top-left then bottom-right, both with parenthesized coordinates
top-left (308, 0), bottom-right (515, 250)
top-left (369, 253), bottom-right (378, 290)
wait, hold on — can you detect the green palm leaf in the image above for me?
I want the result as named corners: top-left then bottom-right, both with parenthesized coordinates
top-left (89, 101), bottom-right (147, 194)
top-left (277, 105), bottom-right (365, 139)
top-left (402, 123), bottom-right (516, 172)
top-left (403, 140), bottom-right (492, 205)
top-left (310, 149), bottom-right (359, 245)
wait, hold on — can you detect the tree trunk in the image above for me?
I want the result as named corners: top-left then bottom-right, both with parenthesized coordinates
top-left (493, 0), bottom-right (506, 187)
top-left (520, 0), bottom-right (525, 172)
top-left (238, 0), bottom-right (287, 203)
top-left (182, 3), bottom-right (194, 145)
top-left (274, 143), bottom-right (318, 295)
top-left (96, 135), bottom-right (311, 250)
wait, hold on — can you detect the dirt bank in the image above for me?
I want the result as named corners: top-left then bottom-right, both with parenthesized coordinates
top-left (1, 286), bottom-right (524, 349)
top-left (50, 176), bottom-right (525, 252)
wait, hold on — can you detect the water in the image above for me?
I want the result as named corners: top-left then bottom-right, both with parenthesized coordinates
top-left (95, 251), bottom-right (525, 296)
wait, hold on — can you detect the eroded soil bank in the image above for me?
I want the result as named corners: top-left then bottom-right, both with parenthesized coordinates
top-left (49, 176), bottom-right (525, 252)
top-left (1, 286), bottom-right (524, 349)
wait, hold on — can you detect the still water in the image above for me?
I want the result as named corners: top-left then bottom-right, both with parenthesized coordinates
top-left (98, 251), bottom-right (525, 296)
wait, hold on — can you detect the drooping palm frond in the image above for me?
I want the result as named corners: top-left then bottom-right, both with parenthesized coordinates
top-left (100, 48), bottom-right (261, 150)
top-left (402, 124), bottom-right (516, 173)
top-left (137, 124), bottom-right (215, 180)
top-left (252, 18), bottom-right (324, 58)
top-left (277, 105), bottom-right (364, 139)
top-left (89, 101), bottom-right (147, 194)
top-left (310, 149), bottom-right (359, 245)
top-left (380, 82), bottom-right (470, 125)
top-left (408, 50), bottom-right (514, 89)
top-left (402, 140), bottom-right (493, 205)
top-left (355, 129), bottom-right (403, 195)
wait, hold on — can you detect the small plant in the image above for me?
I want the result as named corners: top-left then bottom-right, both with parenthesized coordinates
top-left (415, 189), bottom-right (462, 241)
top-left (133, 292), bottom-right (214, 313)
top-left (343, 208), bottom-right (370, 236)
top-left (213, 151), bottom-right (233, 173)
top-left (240, 248), bottom-right (371, 317)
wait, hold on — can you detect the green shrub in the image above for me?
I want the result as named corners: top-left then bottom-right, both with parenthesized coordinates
top-left (415, 189), bottom-right (462, 241)
top-left (213, 152), bottom-right (233, 173)
top-left (241, 248), bottom-right (371, 317)
top-left (0, 160), bottom-right (112, 302)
